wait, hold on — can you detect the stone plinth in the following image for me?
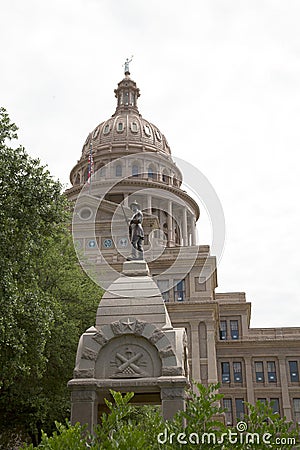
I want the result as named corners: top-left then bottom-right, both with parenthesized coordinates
top-left (68, 261), bottom-right (189, 430)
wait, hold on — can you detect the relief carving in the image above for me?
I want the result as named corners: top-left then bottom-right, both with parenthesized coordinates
top-left (92, 330), bottom-right (108, 347)
top-left (74, 368), bottom-right (95, 378)
top-left (149, 329), bottom-right (165, 344)
top-left (134, 319), bottom-right (147, 335)
top-left (162, 366), bottom-right (183, 376)
top-left (111, 321), bottom-right (123, 335)
top-left (82, 347), bottom-right (98, 361)
top-left (110, 346), bottom-right (148, 378)
top-left (159, 345), bottom-right (175, 358)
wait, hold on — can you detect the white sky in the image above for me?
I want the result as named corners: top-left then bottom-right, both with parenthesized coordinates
top-left (1, 0), bottom-right (300, 328)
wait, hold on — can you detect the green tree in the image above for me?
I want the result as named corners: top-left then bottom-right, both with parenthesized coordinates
top-left (0, 108), bottom-right (102, 447)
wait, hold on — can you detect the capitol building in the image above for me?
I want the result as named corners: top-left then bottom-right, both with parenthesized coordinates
top-left (66, 66), bottom-right (300, 426)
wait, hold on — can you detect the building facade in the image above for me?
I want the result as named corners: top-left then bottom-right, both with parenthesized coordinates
top-left (66, 69), bottom-right (300, 425)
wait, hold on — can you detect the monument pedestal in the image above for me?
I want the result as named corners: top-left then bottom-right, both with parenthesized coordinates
top-left (68, 261), bottom-right (189, 430)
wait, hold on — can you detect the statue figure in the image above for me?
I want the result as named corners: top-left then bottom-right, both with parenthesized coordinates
top-left (123, 56), bottom-right (133, 75)
top-left (127, 201), bottom-right (144, 260)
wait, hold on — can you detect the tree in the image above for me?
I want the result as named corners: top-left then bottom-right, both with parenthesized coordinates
top-left (0, 108), bottom-right (102, 447)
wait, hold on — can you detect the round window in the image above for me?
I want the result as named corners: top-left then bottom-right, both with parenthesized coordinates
top-left (79, 207), bottom-right (93, 220)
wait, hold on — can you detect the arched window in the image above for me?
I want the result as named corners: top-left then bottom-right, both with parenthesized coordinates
top-left (162, 171), bottom-right (169, 183)
top-left (132, 164), bottom-right (139, 177)
top-left (148, 165), bottom-right (155, 179)
top-left (116, 165), bottom-right (122, 177)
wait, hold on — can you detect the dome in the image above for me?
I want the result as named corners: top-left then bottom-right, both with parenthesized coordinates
top-left (80, 74), bottom-right (171, 160)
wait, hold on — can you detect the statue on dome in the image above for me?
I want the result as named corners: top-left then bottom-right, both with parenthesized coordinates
top-left (127, 201), bottom-right (144, 260)
top-left (123, 56), bottom-right (133, 75)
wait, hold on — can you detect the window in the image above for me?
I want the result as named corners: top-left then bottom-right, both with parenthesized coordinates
top-left (289, 361), bottom-right (299, 382)
top-left (103, 123), bottom-right (110, 134)
top-left (221, 362), bottom-right (230, 383)
top-left (255, 362), bottom-right (264, 382)
top-left (131, 122), bottom-right (138, 132)
top-left (144, 124), bottom-right (151, 136)
top-left (235, 399), bottom-right (245, 420)
top-left (157, 280), bottom-right (169, 303)
top-left (174, 279), bottom-right (185, 301)
top-left (223, 399), bottom-right (233, 425)
top-left (230, 320), bottom-right (239, 339)
top-left (257, 398), bottom-right (266, 404)
top-left (124, 91), bottom-right (129, 105)
top-left (132, 164), bottom-right (139, 177)
top-left (270, 398), bottom-right (280, 415)
top-left (162, 171), bottom-right (169, 183)
top-left (267, 361), bottom-right (277, 382)
top-left (117, 122), bottom-right (124, 132)
top-left (233, 362), bottom-right (242, 383)
top-left (115, 165), bottom-right (122, 177)
top-left (293, 399), bottom-right (300, 423)
top-left (220, 321), bottom-right (227, 340)
top-left (148, 166), bottom-right (155, 179)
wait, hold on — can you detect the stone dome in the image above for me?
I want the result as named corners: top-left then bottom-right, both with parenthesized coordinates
top-left (80, 74), bottom-right (171, 160)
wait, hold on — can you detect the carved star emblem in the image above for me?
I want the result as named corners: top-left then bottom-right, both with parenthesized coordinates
top-left (121, 318), bottom-right (135, 331)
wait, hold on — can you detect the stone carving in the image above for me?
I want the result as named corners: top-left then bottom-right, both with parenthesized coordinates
top-left (74, 368), bottom-right (95, 379)
top-left (149, 329), bottom-right (165, 344)
top-left (110, 346), bottom-right (148, 378)
top-left (121, 318), bottom-right (135, 331)
top-left (92, 330), bottom-right (108, 347)
top-left (162, 366), bottom-right (183, 376)
top-left (82, 347), bottom-right (98, 361)
top-left (159, 345), bottom-right (175, 358)
top-left (134, 319), bottom-right (147, 335)
top-left (111, 321), bottom-right (123, 335)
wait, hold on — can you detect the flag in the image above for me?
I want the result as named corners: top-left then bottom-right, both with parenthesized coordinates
top-left (87, 142), bottom-right (94, 185)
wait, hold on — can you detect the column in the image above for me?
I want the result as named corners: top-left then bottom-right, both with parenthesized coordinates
top-left (161, 387), bottom-right (186, 420)
top-left (182, 208), bottom-right (188, 247)
top-left (190, 321), bottom-right (201, 383)
top-left (278, 357), bottom-right (292, 420)
top-left (167, 200), bottom-right (174, 246)
top-left (147, 195), bottom-right (152, 214)
top-left (244, 357), bottom-right (255, 405)
top-left (71, 390), bottom-right (98, 433)
top-left (191, 216), bottom-right (197, 246)
top-left (206, 322), bottom-right (218, 383)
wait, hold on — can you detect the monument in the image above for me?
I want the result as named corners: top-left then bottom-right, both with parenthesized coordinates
top-left (68, 259), bottom-right (189, 431)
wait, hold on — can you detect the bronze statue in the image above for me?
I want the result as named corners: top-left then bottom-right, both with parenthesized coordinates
top-left (127, 201), bottom-right (144, 260)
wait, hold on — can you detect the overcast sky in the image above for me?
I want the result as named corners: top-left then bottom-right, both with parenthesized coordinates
top-left (2, 0), bottom-right (300, 327)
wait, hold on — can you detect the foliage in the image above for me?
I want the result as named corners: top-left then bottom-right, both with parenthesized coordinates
top-left (0, 108), bottom-right (102, 448)
top-left (21, 385), bottom-right (300, 450)
top-left (235, 399), bottom-right (300, 450)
